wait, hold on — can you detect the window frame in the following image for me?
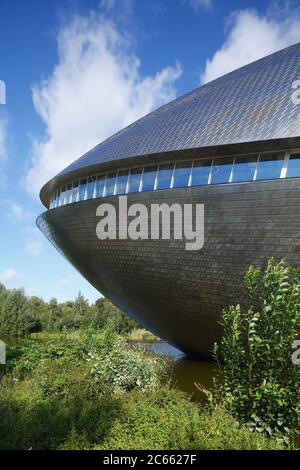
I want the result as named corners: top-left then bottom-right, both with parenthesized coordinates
top-left (50, 149), bottom-right (299, 208)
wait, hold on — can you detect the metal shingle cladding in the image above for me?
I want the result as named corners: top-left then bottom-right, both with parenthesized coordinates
top-left (37, 178), bottom-right (300, 356)
top-left (58, 43), bottom-right (300, 176)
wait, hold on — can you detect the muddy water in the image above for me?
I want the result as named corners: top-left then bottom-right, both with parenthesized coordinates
top-left (141, 341), bottom-right (220, 401)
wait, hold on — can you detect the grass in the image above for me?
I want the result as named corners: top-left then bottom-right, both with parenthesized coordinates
top-left (126, 327), bottom-right (159, 342)
top-left (0, 330), bottom-right (289, 450)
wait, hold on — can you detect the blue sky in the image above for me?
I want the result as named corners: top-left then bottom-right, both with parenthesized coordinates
top-left (0, 0), bottom-right (300, 303)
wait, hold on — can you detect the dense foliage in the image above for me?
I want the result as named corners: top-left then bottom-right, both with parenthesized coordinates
top-left (0, 284), bottom-right (37, 336)
top-left (1, 259), bottom-right (298, 449)
top-left (215, 259), bottom-right (300, 438)
top-left (0, 328), bottom-right (286, 450)
top-left (0, 283), bottom-right (138, 336)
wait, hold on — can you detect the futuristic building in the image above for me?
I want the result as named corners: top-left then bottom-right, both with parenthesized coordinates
top-left (38, 43), bottom-right (300, 357)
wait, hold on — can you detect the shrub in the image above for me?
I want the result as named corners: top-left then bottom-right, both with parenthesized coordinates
top-left (87, 322), bottom-right (165, 394)
top-left (214, 258), bottom-right (300, 437)
top-left (90, 389), bottom-right (285, 451)
top-left (0, 328), bottom-right (288, 450)
top-left (0, 288), bottom-right (39, 336)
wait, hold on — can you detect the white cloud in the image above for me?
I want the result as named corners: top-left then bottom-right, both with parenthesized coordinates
top-left (0, 268), bottom-right (18, 283)
top-left (9, 202), bottom-right (25, 220)
top-left (3, 201), bottom-right (33, 223)
top-left (0, 116), bottom-right (7, 163)
top-left (183, 0), bottom-right (212, 11)
top-left (0, 268), bottom-right (25, 289)
top-left (25, 12), bottom-right (181, 196)
top-left (201, 5), bottom-right (300, 84)
top-left (0, 268), bottom-right (37, 293)
top-left (26, 241), bottom-right (43, 256)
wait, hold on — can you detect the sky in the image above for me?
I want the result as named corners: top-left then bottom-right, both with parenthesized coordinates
top-left (1, 0), bottom-right (300, 303)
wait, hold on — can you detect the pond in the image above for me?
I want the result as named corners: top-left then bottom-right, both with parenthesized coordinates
top-left (139, 341), bottom-right (220, 401)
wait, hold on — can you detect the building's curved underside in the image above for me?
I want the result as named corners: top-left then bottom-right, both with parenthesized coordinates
top-left (38, 178), bottom-right (300, 357)
top-left (38, 43), bottom-right (300, 356)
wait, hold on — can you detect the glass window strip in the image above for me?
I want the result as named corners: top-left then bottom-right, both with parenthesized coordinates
top-left (50, 150), bottom-right (298, 207)
top-left (286, 153), bottom-right (300, 178)
top-left (139, 167), bottom-right (144, 192)
top-left (229, 157), bottom-right (235, 183)
top-left (153, 165), bottom-right (159, 190)
top-left (256, 152), bottom-right (285, 181)
top-left (280, 152), bottom-right (289, 178)
top-left (253, 154), bottom-right (259, 181)
top-left (231, 154), bottom-right (258, 183)
top-left (188, 161), bottom-right (194, 187)
top-left (208, 159), bottom-right (213, 185)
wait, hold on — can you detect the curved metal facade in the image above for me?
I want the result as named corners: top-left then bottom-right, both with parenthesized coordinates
top-left (38, 179), bottom-right (300, 356)
top-left (38, 44), bottom-right (300, 356)
top-left (41, 43), bottom-right (300, 204)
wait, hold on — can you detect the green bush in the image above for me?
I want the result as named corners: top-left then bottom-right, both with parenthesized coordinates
top-left (92, 298), bottom-right (138, 333)
top-left (0, 328), bottom-right (287, 450)
top-left (0, 287), bottom-right (39, 336)
top-left (0, 283), bottom-right (139, 336)
top-left (75, 389), bottom-right (285, 450)
top-left (214, 259), bottom-right (300, 437)
top-left (87, 325), bottom-right (164, 394)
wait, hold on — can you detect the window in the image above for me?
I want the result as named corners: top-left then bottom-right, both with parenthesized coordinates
top-left (50, 150), bottom-right (294, 209)
top-left (116, 170), bottom-right (129, 195)
top-left (256, 153), bottom-right (284, 180)
top-left (72, 181), bottom-right (79, 202)
top-left (232, 155), bottom-right (258, 182)
top-left (87, 176), bottom-right (95, 199)
top-left (128, 167), bottom-right (142, 193)
top-left (211, 157), bottom-right (233, 184)
top-left (286, 154), bottom-right (300, 178)
top-left (79, 179), bottom-right (87, 201)
top-left (104, 172), bottom-right (117, 196)
top-left (173, 161), bottom-right (192, 188)
top-left (66, 183), bottom-right (72, 204)
top-left (156, 163), bottom-right (174, 190)
top-left (141, 165), bottom-right (157, 191)
top-left (191, 159), bottom-right (211, 186)
top-left (59, 186), bottom-right (66, 206)
top-left (95, 174), bottom-right (106, 197)
top-left (55, 189), bottom-right (60, 207)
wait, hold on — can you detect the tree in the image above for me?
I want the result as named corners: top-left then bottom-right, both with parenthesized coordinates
top-left (93, 298), bottom-right (138, 333)
top-left (0, 288), bottom-right (38, 336)
top-left (215, 259), bottom-right (300, 437)
top-left (28, 296), bottom-right (47, 331)
top-left (46, 298), bottom-right (64, 330)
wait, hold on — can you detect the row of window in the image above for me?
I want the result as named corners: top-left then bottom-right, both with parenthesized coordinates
top-left (49, 152), bottom-right (300, 209)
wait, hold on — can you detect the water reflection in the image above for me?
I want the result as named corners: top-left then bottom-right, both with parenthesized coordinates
top-left (173, 358), bottom-right (219, 401)
top-left (140, 341), bottom-right (219, 401)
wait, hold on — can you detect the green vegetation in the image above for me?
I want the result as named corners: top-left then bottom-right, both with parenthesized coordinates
top-left (214, 259), bottom-right (300, 439)
top-left (0, 283), bottom-right (139, 336)
top-left (0, 326), bottom-right (286, 450)
top-left (0, 258), bottom-right (298, 449)
top-left (0, 284), bottom-right (37, 336)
